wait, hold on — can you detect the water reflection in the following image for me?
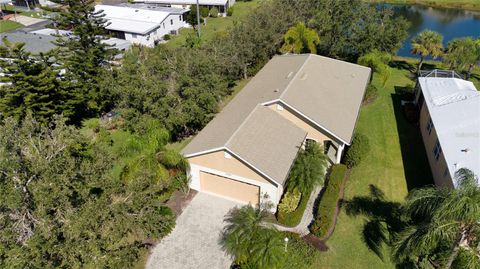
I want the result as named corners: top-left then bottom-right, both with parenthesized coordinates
top-left (378, 4), bottom-right (480, 57)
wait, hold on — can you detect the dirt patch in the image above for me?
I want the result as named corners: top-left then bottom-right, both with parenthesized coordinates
top-left (166, 189), bottom-right (197, 216)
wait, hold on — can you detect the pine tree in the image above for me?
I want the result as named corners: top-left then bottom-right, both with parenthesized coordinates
top-left (49, 0), bottom-right (117, 123)
top-left (0, 39), bottom-right (71, 124)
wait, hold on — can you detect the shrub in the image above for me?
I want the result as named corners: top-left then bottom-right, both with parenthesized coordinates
top-left (362, 84), bottom-right (378, 105)
top-left (209, 7), bottom-right (218, 18)
top-left (278, 189), bottom-right (301, 214)
top-left (343, 133), bottom-right (370, 168)
top-left (163, 34), bottom-right (171, 40)
top-left (199, 6), bottom-right (209, 18)
top-left (310, 164), bottom-right (347, 237)
top-left (277, 189), bottom-right (310, 227)
top-left (158, 149), bottom-right (185, 169)
top-left (227, 7), bottom-right (234, 16)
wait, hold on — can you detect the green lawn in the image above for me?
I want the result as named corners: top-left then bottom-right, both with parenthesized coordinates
top-left (166, 0), bottom-right (260, 47)
top-left (0, 20), bottom-right (23, 33)
top-left (367, 0), bottom-right (480, 11)
top-left (310, 61), bottom-right (435, 268)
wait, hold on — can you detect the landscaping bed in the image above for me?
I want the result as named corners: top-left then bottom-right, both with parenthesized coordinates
top-left (310, 164), bottom-right (348, 238)
top-left (276, 188), bottom-right (310, 227)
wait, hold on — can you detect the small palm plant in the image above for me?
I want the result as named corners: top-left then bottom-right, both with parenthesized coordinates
top-left (286, 142), bottom-right (328, 195)
top-left (393, 169), bottom-right (480, 268)
top-left (281, 22), bottom-right (320, 54)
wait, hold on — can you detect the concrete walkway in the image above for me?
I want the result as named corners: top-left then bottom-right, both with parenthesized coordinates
top-left (9, 15), bottom-right (45, 27)
top-left (274, 185), bottom-right (323, 236)
top-left (146, 192), bottom-right (240, 269)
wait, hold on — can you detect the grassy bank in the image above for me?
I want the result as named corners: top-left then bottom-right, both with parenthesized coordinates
top-left (0, 20), bottom-right (23, 33)
top-left (310, 61), bottom-right (435, 268)
top-left (367, 0), bottom-right (480, 11)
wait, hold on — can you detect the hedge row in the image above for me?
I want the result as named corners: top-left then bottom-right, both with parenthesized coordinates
top-left (276, 189), bottom-right (310, 227)
top-left (310, 164), bottom-right (348, 238)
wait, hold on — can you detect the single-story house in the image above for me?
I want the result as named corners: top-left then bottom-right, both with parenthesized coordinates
top-left (414, 70), bottom-right (480, 188)
top-left (133, 0), bottom-right (235, 15)
top-left (182, 54), bottom-right (371, 209)
top-left (94, 4), bottom-right (188, 47)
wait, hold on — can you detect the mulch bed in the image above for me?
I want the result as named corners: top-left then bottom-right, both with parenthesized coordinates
top-left (166, 189), bottom-right (197, 216)
top-left (302, 234), bottom-right (329, 251)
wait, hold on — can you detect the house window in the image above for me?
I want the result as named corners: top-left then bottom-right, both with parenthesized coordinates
top-left (224, 151), bottom-right (232, 159)
top-left (276, 104), bottom-right (283, 111)
top-left (163, 23), bottom-right (165, 28)
top-left (426, 116), bottom-right (433, 135)
top-left (179, 15), bottom-right (182, 21)
top-left (433, 140), bottom-right (442, 161)
top-left (170, 19), bottom-right (173, 25)
top-left (132, 33), bottom-right (137, 38)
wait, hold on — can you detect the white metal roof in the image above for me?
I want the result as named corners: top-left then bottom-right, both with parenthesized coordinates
top-left (95, 4), bottom-right (171, 34)
top-left (419, 77), bottom-right (480, 186)
top-left (133, 0), bottom-right (229, 6)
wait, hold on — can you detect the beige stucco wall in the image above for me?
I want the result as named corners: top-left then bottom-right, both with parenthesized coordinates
top-left (200, 172), bottom-right (260, 205)
top-left (419, 103), bottom-right (453, 188)
top-left (188, 150), bottom-right (273, 186)
top-left (266, 103), bottom-right (335, 144)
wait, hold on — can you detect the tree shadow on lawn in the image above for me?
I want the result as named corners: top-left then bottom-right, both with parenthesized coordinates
top-left (391, 90), bottom-right (434, 191)
top-left (344, 185), bottom-right (406, 262)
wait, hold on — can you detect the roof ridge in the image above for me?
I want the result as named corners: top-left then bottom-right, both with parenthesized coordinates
top-left (225, 105), bottom-right (262, 149)
top-left (278, 54), bottom-right (311, 100)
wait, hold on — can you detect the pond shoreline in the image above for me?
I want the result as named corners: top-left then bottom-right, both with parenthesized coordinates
top-left (367, 0), bottom-right (480, 12)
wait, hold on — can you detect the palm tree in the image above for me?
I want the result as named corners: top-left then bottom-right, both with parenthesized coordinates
top-left (443, 37), bottom-right (480, 79)
top-left (281, 22), bottom-right (320, 54)
top-left (393, 169), bottom-right (480, 269)
top-left (357, 49), bottom-right (392, 84)
top-left (411, 30), bottom-right (444, 74)
top-left (249, 228), bottom-right (285, 269)
top-left (286, 142), bottom-right (328, 195)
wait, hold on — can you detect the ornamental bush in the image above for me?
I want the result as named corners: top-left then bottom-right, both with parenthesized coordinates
top-left (209, 7), bottom-right (219, 18)
top-left (278, 189), bottom-right (301, 214)
top-left (310, 164), bottom-right (347, 238)
top-left (227, 7), bottom-right (234, 16)
top-left (343, 133), bottom-right (370, 168)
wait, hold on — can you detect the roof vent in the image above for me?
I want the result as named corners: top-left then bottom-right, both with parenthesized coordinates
top-left (351, 73), bottom-right (356, 78)
top-left (461, 148), bottom-right (470, 153)
top-left (273, 88), bottom-right (279, 92)
top-left (135, 9), bottom-right (139, 12)
top-left (286, 71), bottom-right (293, 78)
top-left (300, 73), bottom-right (308, 80)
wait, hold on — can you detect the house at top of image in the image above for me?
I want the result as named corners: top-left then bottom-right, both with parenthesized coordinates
top-left (182, 54), bottom-right (371, 210)
top-left (133, 0), bottom-right (235, 15)
top-left (415, 70), bottom-right (480, 188)
top-left (94, 4), bottom-right (188, 47)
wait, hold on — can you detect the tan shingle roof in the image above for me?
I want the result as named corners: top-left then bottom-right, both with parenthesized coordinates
top-left (226, 106), bottom-right (307, 185)
top-left (183, 54), bottom-right (370, 183)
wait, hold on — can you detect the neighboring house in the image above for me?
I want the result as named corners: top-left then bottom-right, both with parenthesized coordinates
top-left (415, 70), bottom-right (480, 188)
top-left (94, 4), bottom-right (188, 47)
top-left (133, 0), bottom-right (235, 15)
top-left (182, 54), bottom-right (371, 209)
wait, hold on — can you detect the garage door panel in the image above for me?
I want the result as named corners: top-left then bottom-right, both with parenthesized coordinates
top-left (200, 172), bottom-right (259, 205)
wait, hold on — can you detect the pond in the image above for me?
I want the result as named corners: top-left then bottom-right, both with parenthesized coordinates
top-left (380, 4), bottom-right (480, 57)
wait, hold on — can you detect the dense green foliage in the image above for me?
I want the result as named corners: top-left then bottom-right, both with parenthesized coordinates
top-left (0, 41), bottom-right (70, 124)
top-left (443, 37), bottom-right (480, 79)
top-left (343, 133), bottom-right (370, 168)
top-left (276, 191), bottom-right (309, 227)
top-left (286, 142), bottom-right (328, 194)
top-left (209, 7), bottom-right (219, 17)
top-left (0, 116), bottom-right (177, 268)
top-left (393, 169), bottom-right (480, 269)
top-left (310, 164), bottom-right (347, 238)
top-left (363, 84), bottom-right (379, 105)
top-left (222, 205), bottom-right (316, 269)
top-left (307, 0), bottom-right (409, 59)
top-left (357, 49), bottom-right (392, 85)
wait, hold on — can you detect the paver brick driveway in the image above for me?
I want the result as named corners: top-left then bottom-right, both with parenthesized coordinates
top-left (146, 192), bottom-right (240, 269)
